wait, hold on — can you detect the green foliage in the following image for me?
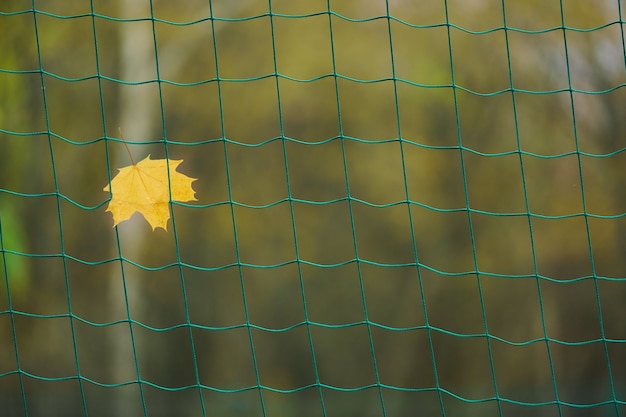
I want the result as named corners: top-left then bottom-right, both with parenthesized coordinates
top-left (0, 202), bottom-right (30, 300)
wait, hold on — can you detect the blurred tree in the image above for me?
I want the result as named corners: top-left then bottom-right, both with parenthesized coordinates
top-left (0, 0), bottom-right (624, 416)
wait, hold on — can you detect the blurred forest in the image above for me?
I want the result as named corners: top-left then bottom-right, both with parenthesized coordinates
top-left (1, 0), bottom-right (625, 416)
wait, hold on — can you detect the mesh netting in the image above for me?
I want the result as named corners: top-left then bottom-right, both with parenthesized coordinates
top-left (1, 1), bottom-right (626, 416)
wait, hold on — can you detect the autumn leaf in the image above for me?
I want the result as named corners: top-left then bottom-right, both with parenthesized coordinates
top-left (103, 155), bottom-right (197, 231)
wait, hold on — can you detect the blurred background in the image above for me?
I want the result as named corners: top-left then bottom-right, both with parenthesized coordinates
top-left (1, 0), bottom-right (625, 416)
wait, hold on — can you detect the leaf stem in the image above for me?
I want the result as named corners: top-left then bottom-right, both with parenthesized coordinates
top-left (119, 127), bottom-right (135, 165)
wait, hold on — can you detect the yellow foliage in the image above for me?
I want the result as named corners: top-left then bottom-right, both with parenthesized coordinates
top-left (103, 155), bottom-right (197, 231)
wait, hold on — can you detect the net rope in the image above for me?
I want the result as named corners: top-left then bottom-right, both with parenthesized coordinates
top-left (1, 1), bottom-right (625, 416)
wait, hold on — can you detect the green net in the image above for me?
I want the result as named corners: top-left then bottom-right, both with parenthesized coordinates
top-left (1, 1), bottom-right (626, 416)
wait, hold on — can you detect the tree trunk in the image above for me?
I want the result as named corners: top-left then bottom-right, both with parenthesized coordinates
top-left (108, 1), bottom-right (157, 416)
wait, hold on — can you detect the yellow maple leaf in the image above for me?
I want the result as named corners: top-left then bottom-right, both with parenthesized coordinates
top-left (103, 155), bottom-right (197, 231)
